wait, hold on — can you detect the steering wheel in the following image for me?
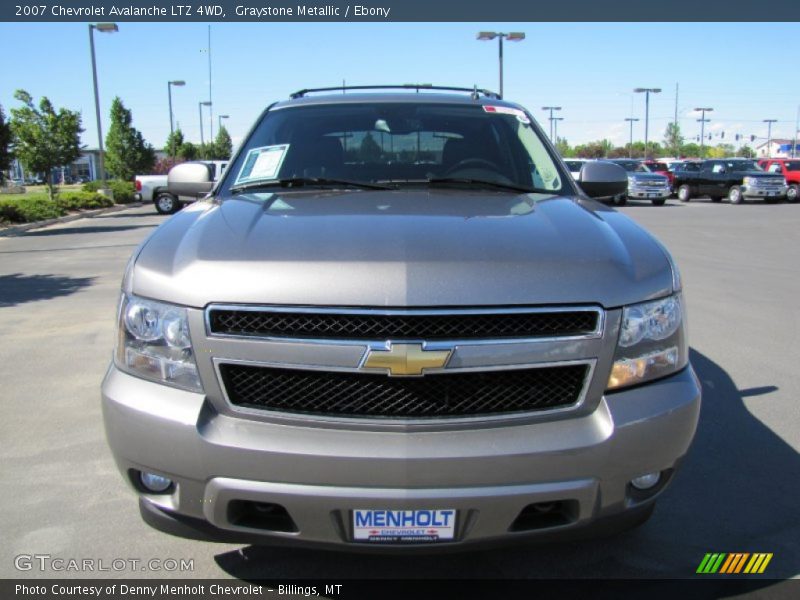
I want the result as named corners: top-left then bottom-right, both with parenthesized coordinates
top-left (444, 158), bottom-right (502, 175)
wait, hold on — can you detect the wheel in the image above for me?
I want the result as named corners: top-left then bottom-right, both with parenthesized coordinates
top-left (677, 184), bottom-right (691, 202)
top-left (786, 184), bottom-right (798, 203)
top-left (155, 193), bottom-right (179, 214)
top-left (728, 186), bottom-right (743, 204)
top-left (651, 198), bottom-right (667, 206)
top-left (710, 197), bottom-right (722, 203)
top-left (615, 195), bottom-right (628, 206)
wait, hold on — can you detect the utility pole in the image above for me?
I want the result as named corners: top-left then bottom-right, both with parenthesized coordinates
top-left (695, 107), bottom-right (713, 158)
top-left (763, 119), bottom-right (777, 158)
top-left (793, 106), bottom-right (799, 158)
top-left (625, 118), bottom-right (639, 158)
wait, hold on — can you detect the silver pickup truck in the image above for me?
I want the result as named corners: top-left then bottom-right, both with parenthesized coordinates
top-left (103, 85), bottom-right (700, 551)
top-left (134, 160), bottom-right (228, 214)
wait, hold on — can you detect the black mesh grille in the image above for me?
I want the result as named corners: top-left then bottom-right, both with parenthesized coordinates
top-left (219, 363), bottom-right (588, 418)
top-left (209, 309), bottom-right (599, 340)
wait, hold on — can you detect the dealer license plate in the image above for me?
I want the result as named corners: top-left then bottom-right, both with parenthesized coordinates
top-left (353, 509), bottom-right (456, 543)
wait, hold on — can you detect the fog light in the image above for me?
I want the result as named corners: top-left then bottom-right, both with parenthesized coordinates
top-left (630, 472), bottom-right (661, 490)
top-left (140, 471), bottom-right (173, 493)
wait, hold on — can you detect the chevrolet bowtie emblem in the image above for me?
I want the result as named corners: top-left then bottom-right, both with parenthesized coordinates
top-left (362, 343), bottom-right (451, 376)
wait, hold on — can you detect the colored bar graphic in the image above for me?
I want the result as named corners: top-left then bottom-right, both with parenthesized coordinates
top-left (698, 552), bottom-right (772, 574)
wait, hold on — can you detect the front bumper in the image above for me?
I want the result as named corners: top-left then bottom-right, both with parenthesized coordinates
top-left (627, 186), bottom-right (671, 200)
top-left (102, 364), bottom-right (701, 550)
top-left (740, 184), bottom-right (787, 199)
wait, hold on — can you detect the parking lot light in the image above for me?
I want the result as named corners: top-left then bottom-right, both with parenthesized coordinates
top-left (542, 106), bottom-right (562, 140)
top-left (167, 80), bottom-right (186, 139)
top-left (476, 31), bottom-right (525, 98)
top-left (218, 114), bottom-right (229, 131)
top-left (88, 22), bottom-right (118, 182)
top-left (634, 88), bottom-right (661, 159)
top-left (199, 101), bottom-right (212, 146)
top-left (625, 118), bottom-right (639, 158)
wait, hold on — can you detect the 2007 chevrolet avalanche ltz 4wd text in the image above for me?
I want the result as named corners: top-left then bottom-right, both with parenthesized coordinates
top-left (102, 85), bottom-right (701, 550)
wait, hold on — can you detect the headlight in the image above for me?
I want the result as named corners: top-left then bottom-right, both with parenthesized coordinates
top-left (743, 176), bottom-right (757, 186)
top-left (607, 293), bottom-right (687, 390)
top-left (627, 176), bottom-right (636, 186)
top-left (115, 294), bottom-right (203, 392)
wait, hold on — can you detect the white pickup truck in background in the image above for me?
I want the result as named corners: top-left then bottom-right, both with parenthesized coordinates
top-left (135, 160), bottom-right (229, 214)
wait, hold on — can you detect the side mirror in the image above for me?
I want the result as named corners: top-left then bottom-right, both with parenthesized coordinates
top-left (577, 161), bottom-right (628, 199)
top-left (167, 162), bottom-right (214, 198)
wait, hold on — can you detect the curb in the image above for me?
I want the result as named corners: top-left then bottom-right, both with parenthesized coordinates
top-left (0, 202), bottom-right (145, 237)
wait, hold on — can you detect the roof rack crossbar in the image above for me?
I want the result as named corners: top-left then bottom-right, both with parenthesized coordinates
top-left (289, 84), bottom-right (500, 100)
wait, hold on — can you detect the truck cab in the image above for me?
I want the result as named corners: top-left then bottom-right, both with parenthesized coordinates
top-left (758, 158), bottom-right (800, 202)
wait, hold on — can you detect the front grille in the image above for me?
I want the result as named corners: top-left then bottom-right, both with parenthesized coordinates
top-left (208, 308), bottom-right (599, 340)
top-left (219, 363), bottom-right (589, 419)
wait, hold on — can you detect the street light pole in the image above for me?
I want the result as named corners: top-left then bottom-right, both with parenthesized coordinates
top-left (199, 101), bottom-right (211, 146)
top-left (763, 119), bottom-right (777, 158)
top-left (88, 22), bottom-right (118, 182)
top-left (624, 118), bottom-right (639, 158)
top-left (218, 114), bottom-right (229, 131)
top-left (793, 105), bottom-right (799, 158)
top-left (553, 117), bottom-right (564, 143)
top-left (477, 31), bottom-right (525, 98)
top-left (542, 106), bottom-right (562, 141)
top-left (634, 87), bottom-right (661, 159)
top-left (695, 107), bottom-right (713, 158)
top-left (167, 80), bottom-right (185, 138)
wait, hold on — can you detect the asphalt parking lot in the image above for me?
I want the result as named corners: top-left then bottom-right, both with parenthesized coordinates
top-left (0, 197), bottom-right (798, 582)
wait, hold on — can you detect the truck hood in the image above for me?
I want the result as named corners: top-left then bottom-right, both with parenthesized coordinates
top-left (131, 190), bottom-right (674, 309)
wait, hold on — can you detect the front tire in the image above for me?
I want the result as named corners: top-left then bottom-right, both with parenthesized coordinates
top-left (615, 195), bottom-right (628, 206)
top-left (651, 198), bottom-right (667, 206)
top-left (728, 186), bottom-right (743, 204)
top-left (786, 184), bottom-right (798, 203)
top-left (677, 184), bottom-right (691, 202)
top-left (155, 193), bottom-right (180, 215)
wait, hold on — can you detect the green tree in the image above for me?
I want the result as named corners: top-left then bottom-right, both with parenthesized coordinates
top-left (212, 125), bottom-right (233, 159)
top-left (680, 142), bottom-right (700, 157)
top-left (0, 105), bottom-right (12, 183)
top-left (105, 97), bottom-right (155, 181)
top-left (9, 90), bottom-right (83, 199)
top-left (737, 145), bottom-right (756, 158)
top-left (707, 144), bottom-right (735, 159)
top-left (164, 128), bottom-right (185, 158)
top-left (360, 132), bottom-right (382, 161)
top-left (555, 137), bottom-right (572, 157)
top-left (663, 122), bottom-right (684, 158)
top-left (178, 141), bottom-right (198, 161)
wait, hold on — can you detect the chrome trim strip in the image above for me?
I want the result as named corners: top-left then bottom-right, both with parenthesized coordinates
top-left (204, 304), bottom-right (605, 345)
top-left (212, 357), bottom-right (597, 427)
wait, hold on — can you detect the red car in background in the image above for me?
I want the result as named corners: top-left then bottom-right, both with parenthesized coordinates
top-left (642, 160), bottom-right (675, 189)
top-left (757, 158), bottom-right (799, 202)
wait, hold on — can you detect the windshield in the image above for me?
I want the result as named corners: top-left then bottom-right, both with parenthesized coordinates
top-left (612, 161), bottom-right (650, 173)
top-left (646, 162), bottom-right (668, 171)
top-left (219, 102), bottom-right (565, 194)
top-left (728, 161), bottom-right (761, 172)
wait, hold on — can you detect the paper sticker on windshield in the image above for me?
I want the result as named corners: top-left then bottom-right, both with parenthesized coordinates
top-left (235, 144), bottom-right (289, 185)
top-left (483, 105), bottom-right (530, 124)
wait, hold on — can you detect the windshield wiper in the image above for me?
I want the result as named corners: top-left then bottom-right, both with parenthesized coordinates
top-left (229, 177), bottom-right (394, 195)
top-left (424, 177), bottom-right (546, 194)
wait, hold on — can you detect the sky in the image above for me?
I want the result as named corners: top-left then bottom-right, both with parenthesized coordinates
top-left (1, 22), bottom-right (799, 152)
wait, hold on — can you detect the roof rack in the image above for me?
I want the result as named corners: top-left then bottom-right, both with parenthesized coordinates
top-left (289, 84), bottom-right (500, 100)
